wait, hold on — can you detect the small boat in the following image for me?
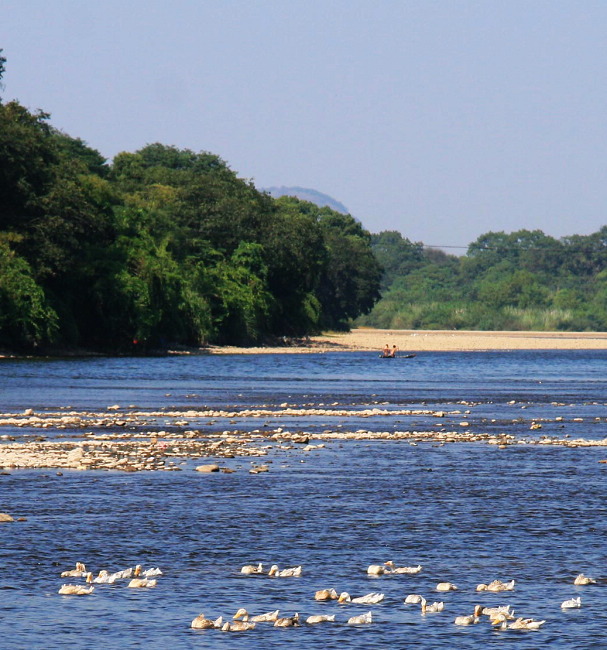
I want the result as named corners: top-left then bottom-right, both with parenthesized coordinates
top-left (378, 353), bottom-right (417, 359)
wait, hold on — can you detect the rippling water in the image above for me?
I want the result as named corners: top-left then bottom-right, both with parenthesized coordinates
top-left (1, 351), bottom-right (606, 648)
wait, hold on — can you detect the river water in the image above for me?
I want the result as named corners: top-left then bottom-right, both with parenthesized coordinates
top-left (0, 350), bottom-right (606, 648)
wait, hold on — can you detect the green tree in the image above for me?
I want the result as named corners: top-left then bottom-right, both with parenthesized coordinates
top-left (317, 210), bottom-right (382, 329)
top-left (371, 230), bottom-right (424, 290)
top-left (0, 240), bottom-right (57, 347)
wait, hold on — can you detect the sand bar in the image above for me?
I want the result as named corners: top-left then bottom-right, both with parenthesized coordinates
top-left (206, 328), bottom-right (607, 354)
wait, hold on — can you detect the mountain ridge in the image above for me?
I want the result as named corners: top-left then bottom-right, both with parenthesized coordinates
top-left (263, 186), bottom-right (349, 214)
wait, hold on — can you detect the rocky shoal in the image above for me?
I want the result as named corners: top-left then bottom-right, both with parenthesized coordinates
top-left (0, 404), bottom-right (606, 472)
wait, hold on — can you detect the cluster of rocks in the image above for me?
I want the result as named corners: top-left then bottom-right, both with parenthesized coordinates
top-left (0, 404), bottom-right (605, 472)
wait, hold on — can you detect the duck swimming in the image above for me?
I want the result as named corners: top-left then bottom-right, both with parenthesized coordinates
top-left (404, 594), bottom-right (423, 604)
top-left (58, 584), bottom-right (94, 595)
top-left (347, 611), bottom-right (372, 625)
top-left (509, 617), bottom-right (546, 630)
top-left (112, 566), bottom-right (139, 580)
top-left (421, 597), bottom-right (444, 614)
top-left (314, 588), bottom-right (338, 601)
top-left (561, 596), bottom-right (581, 609)
top-left (338, 591), bottom-right (384, 605)
top-left (384, 561), bottom-right (422, 574)
top-left (93, 570), bottom-right (116, 584)
top-left (222, 620), bottom-right (256, 631)
top-left (436, 582), bottom-right (457, 591)
top-left (234, 608), bottom-right (279, 623)
top-left (60, 562), bottom-right (88, 578)
top-left (574, 573), bottom-right (596, 585)
top-left (476, 579), bottom-right (515, 592)
top-left (454, 605), bottom-right (483, 626)
top-left (273, 613), bottom-right (300, 627)
top-left (141, 567), bottom-right (162, 577)
top-left (491, 614), bottom-right (545, 630)
top-left (191, 613), bottom-right (223, 629)
top-left (367, 564), bottom-right (387, 576)
top-left (268, 564), bottom-right (302, 577)
top-left (306, 614), bottom-right (336, 624)
top-left (241, 563), bottom-right (264, 575)
top-left (127, 577), bottom-right (156, 588)
top-left (482, 605), bottom-right (514, 617)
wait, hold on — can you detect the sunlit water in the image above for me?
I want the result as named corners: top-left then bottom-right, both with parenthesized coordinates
top-left (0, 350), bottom-right (606, 648)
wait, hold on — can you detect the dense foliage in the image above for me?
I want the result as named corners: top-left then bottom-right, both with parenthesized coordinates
top-left (359, 229), bottom-right (607, 331)
top-left (0, 57), bottom-right (381, 351)
top-left (4, 52), bottom-right (606, 349)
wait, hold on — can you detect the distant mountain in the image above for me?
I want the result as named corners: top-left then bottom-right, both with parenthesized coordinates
top-left (263, 186), bottom-right (349, 214)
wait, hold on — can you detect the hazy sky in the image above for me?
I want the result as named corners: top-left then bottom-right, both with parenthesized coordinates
top-left (3, 1), bottom-right (606, 249)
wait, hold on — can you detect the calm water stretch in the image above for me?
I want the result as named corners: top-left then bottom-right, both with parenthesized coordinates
top-left (1, 350), bottom-right (606, 648)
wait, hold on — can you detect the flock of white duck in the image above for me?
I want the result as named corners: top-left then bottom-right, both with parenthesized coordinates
top-left (191, 562), bottom-right (598, 633)
top-left (57, 562), bottom-right (162, 595)
top-left (58, 559), bottom-right (598, 634)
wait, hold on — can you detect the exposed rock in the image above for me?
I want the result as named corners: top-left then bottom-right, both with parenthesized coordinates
top-left (195, 464), bottom-right (220, 473)
top-left (0, 512), bottom-right (15, 522)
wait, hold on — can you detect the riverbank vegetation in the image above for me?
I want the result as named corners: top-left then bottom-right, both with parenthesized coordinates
top-left (359, 229), bottom-right (607, 331)
top-left (0, 54), bottom-right (381, 351)
top-left (3, 51), bottom-right (606, 352)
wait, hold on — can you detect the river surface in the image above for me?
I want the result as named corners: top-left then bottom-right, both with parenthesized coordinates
top-left (0, 350), bottom-right (606, 648)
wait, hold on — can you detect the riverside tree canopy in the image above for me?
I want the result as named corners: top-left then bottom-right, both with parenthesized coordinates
top-left (3, 53), bottom-right (606, 351)
top-left (359, 228), bottom-right (607, 331)
top-left (0, 56), bottom-right (382, 350)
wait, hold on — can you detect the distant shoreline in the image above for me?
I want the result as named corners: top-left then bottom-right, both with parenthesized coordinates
top-left (205, 328), bottom-right (607, 354)
top-left (2, 328), bottom-right (607, 359)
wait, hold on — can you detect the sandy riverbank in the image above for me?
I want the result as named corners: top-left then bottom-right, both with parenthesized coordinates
top-left (206, 328), bottom-right (607, 354)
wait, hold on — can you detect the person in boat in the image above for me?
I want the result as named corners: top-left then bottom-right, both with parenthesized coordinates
top-left (390, 345), bottom-right (398, 357)
top-left (382, 344), bottom-right (390, 357)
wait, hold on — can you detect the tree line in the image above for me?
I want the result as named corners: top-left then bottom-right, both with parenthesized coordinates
top-left (4, 50), bottom-right (606, 351)
top-left (360, 228), bottom-right (607, 331)
top-left (0, 53), bottom-right (381, 351)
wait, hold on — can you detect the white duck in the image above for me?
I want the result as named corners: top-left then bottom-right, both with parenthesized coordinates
top-left (347, 611), bottom-right (372, 625)
top-left (58, 584), bottom-right (94, 595)
top-left (93, 570), bottom-right (116, 584)
top-left (315, 588), bottom-right (338, 601)
top-left (306, 614), bottom-right (336, 624)
top-left (509, 617), bottom-right (546, 630)
top-left (222, 620), bottom-right (255, 631)
top-left (234, 608), bottom-right (279, 623)
top-left (454, 605), bottom-right (483, 626)
top-left (477, 579), bottom-right (515, 592)
top-left (127, 577), bottom-right (156, 588)
top-left (404, 594), bottom-right (423, 604)
top-left (367, 564), bottom-right (387, 576)
top-left (482, 604), bottom-right (514, 617)
top-left (60, 562), bottom-right (88, 577)
top-left (421, 597), bottom-right (444, 614)
top-left (241, 562), bottom-right (264, 575)
top-left (338, 591), bottom-right (384, 605)
top-left (268, 564), bottom-right (302, 577)
top-left (436, 582), bottom-right (457, 592)
top-left (112, 565), bottom-right (140, 580)
top-left (141, 567), bottom-right (162, 577)
top-left (492, 614), bottom-right (545, 630)
top-left (574, 573), bottom-right (596, 585)
top-left (561, 596), bottom-right (581, 609)
top-left (384, 561), bottom-right (422, 574)
top-left (273, 613), bottom-right (300, 627)
top-left (191, 613), bottom-right (223, 629)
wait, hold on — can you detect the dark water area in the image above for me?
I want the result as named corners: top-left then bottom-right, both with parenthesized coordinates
top-left (0, 351), bottom-right (606, 648)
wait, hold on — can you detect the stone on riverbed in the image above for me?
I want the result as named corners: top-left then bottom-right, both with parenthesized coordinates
top-left (195, 464), bottom-right (220, 473)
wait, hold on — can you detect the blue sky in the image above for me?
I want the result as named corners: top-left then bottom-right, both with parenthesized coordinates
top-left (2, 1), bottom-right (606, 249)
